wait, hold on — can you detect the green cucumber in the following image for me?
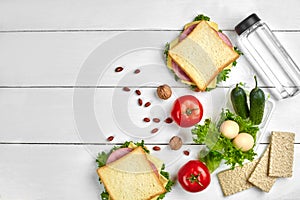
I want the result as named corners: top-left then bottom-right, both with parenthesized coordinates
top-left (230, 84), bottom-right (249, 119)
top-left (250, 76), bottom-right (265, 125)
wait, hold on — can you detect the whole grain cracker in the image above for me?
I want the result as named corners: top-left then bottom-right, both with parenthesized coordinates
top-left (217, 160), bottom-right (258, 196)
top-left (269, 131), bottom-right (295, 177)
top-left (248, 145), bottom-right (277, 192)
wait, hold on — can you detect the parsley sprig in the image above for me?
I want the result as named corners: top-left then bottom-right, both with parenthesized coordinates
top-left (157, 164), bottom-right (174, 200)
top-left (193, 14), bottom-right (210, 21)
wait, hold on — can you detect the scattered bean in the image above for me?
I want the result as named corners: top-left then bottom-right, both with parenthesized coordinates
top-left (144, 102), bottom-right (151, 107)
top-left (153, 146), bottom-right (161, 151)
top-left (153, 118), bottom-right (160, 123)
top-left (183, 150), bottom-right (190, 156)
top-left (143, 117), bottom-right (150, 122)
top-left (164, 117), bottom-right (173, 124)
top-left (115, 66), bottom-right (123, 72)
top-left (107, 136), bottom-right (114, 141)
top-left (135, 89), bottom-right (141, 95)
top-left (134, 69), bottom-right (140, 74)
top-left (138, 98), bottom-right (143, 106)
top-left (123, 87), bottom-right (130, 92)
top-left (151, 128), bottom-right (159, 134)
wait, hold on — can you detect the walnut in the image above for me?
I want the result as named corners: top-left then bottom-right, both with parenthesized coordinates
top-left (156, 84), bottom-right (172, 100)
top-left (169, 136), bottom-right (183, 150)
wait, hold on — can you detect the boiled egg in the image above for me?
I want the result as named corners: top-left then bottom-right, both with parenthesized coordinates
top-left (233, 133), bottom-right (254, 152)
top-left (219, 120), bottom-right (239, 139)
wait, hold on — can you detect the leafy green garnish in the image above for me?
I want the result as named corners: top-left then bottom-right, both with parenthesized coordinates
top-left (188, 84), bottom-right (199, 91)
top-left (199, 150), bottom-right (223, 173)
top-left (193, 14), bottom-right (210, 21)
top-left (100, 191), bottom-right (109, 200)
top-left (112, 140), bottom-right (150, 154)
top-left (157, 164), bottom-right (174, 200)
top-left (205, 87), bottom-right (214, 92)
top-left (160, 164), bottom-right (169, 179)
top-left (192, 109), bottom-right (258, 172)
top-left (96, 152), bottom-right (109, 168)
top-left (192, 119), bottom-right (211, 144)
top-left (164, 42), bottom-right (170, 61)
top-left (232, 46), bottom-right (243, 67)
top-left (234, 46), bottom-right (243, 55)
top-left (217, 69), bottom-right (231, 83)
top-left (157, 180), bottom-right (174, 200)
top-left (174, 74), bottom-right (180, 82)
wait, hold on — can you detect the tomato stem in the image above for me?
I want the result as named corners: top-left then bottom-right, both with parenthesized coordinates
top-left (187, 173), bottom-right (203, 187)
top-left (185, 108), bottom-right (198, 116)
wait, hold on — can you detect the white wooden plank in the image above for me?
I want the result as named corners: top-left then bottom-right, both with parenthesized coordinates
top-left (1, 0), bottom-right (300, 31)
top-left (0, 31), bottom-right (299, 86)
top-left (0, 144), bottom-right (99, 200)
top-left (0, 88), bottom-right (298, 143)
top-left (0, 144), bottom-right (299, 199)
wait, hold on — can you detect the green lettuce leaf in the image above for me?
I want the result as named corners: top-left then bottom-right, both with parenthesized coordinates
top-left (192, 109), bottom-right (258, 172)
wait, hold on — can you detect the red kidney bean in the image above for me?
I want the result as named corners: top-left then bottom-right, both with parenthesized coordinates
top-left (153, 118), bottom-right (160, 123)
top-left (123, 87), bottom-right (130, 92)
top-left (143, 117), bottom-right (150, 122)
top-left (151, 128), bottom-right (159, 134)
top-left (153, 146), bottom-right (161, 151)
top-left (135, 89), bottom-right (141, 95)
top-left (115, 66), bottom-right (123, 72)
top-left (164, 117), bottom-right (173, 124)
top-left (134, 69), bottom-right (140, 74)
top-left (107, 136), bottom-right (114, 141)
top-left (144, 102), bottom-right (151, 107)
top-left (138, 98), bottom-right (143, 106)
top-left (183, 150), bottom-right (190, 156)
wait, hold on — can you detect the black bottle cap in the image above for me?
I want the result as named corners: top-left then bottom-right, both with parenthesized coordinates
top-left (235, 13), bottom-right (261, 35)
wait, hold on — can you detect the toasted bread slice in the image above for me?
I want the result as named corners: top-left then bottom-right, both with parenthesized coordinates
top-left (97, 147), bottom-right (166, 200)
top-left (169, 21), bottom-right (239, 91)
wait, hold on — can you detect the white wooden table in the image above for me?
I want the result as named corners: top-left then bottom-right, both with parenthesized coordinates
top-left (0, 1), bottom-right (299, 199)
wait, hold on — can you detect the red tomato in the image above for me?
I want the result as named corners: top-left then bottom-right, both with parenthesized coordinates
top-left (170, 95), bottom-right (203, 127)
top-left (177, 160), bottom-right (211, 193)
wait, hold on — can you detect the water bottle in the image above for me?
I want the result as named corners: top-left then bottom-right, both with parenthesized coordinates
top-left (235, 13), bottom-right (300, 99)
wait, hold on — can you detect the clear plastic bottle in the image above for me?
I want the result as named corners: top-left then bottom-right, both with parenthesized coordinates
top-left (235, 13), bottom-right (300, 99)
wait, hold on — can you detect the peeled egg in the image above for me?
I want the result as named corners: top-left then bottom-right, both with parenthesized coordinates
top-left (219, 120), bottom-right (239, 139)
top-left (233, 133), bottom-right (254, 152)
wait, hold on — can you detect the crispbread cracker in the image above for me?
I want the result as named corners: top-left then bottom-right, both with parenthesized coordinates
top-left (269, 131), bottom-right (295, 177)
top-left (217, 160), bottom-right (258, 196)
top-left (248, 145), bottom-right (277, 192)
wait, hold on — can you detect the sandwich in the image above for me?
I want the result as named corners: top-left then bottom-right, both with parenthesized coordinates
top-left (165, 15), bottom-right (241, 91)
top-left (96, 141), bottom-right (174, 200)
